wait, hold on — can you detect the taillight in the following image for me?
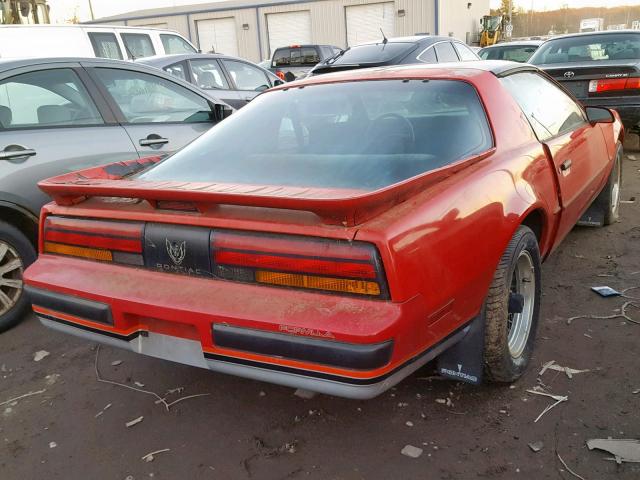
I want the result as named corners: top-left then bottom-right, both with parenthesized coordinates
top-left (589, 77), bottom-right (640, 93)
top-left (43, 216), bottom-right (143, 265)
top-left (212, 231), bottom-right (388, 299)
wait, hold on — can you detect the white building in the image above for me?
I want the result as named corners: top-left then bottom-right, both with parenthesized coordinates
top-left (87, 0), bottom-right (490, 62)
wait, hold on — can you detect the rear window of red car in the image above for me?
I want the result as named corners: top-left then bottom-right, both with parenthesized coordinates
top-left (139, 79), bottom-right (493, 191)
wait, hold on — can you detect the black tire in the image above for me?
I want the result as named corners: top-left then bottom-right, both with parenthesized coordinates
top-left (595, 143), bottom-right (622, 226)
top-left (484, 225), bottom-right (541, 383)
top-left (0, 221), bottom-right (36, 333)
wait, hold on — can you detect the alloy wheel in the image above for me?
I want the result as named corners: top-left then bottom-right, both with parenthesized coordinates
top-left (506, 250), bottom-right (536, 359)
top-left (0, 240), bottom-right (24, 316)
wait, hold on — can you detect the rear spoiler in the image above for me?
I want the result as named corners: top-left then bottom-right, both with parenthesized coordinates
top-left (39, 153), bottom-right (493, 226)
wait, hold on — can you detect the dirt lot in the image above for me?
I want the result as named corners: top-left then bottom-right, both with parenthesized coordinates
top-left (1, 153), bottom-right (639, 480)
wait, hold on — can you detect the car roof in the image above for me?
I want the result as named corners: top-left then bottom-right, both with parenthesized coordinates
top-left (542, 29), bottom-right (640, 42)
top-left (272, 44), bottom-right (338, 49)
top-left (137, 53), bottom-right (238, 66)
top-left (0, 56), bottom-right (163, 73)
top-left (0, 24), bottom-right (175, 32)
top-left (136, 53), bottom-right (279, 79)
top-left (357, 35), bottom-right (455, 46)
top-left (279, 60), bottom-right (535, 87)
top-left (481, 40), bottom-right (544, 49)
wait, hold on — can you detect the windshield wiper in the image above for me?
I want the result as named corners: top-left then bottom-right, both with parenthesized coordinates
top-left (123, 42), bottom-right (136, 60)
top-left (325, 48), bottom-right (350, 65)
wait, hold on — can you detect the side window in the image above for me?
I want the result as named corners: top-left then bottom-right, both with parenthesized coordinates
top-left (121, 33), bottom-right (156, 59)
top-left (92, 68), bottom-right (213, 124)
top-left (454, 42), bottom-right (479, 61)
top-left (164, 62), bottom-right (188, 82)
top-left (434, 42), bottom-right (460, 62)
top-left (273, 48), bottom-right (291, 67)
top-left (417, 47), bottom-right (437, 63)
top-left (190, 59), bottom-right (230, 90)
top-left (221, 60), bottom-right (270, 91)
top-left (160, 34), bottom-right (196, 54)
top-left (88, 32), bottom-right (123, 60)
top-left (0, 68), bottom-right (103, 129)
top-left (500, 72), bottom-right (586, 140)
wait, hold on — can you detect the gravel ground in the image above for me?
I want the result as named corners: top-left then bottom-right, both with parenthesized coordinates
top-left (1, 152), bottom-right (639, 480)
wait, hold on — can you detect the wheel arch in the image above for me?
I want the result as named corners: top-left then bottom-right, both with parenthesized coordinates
top-left (0, 202), bottom-right (38, 247)
top-left (518, 207), bottom-right (550, 257)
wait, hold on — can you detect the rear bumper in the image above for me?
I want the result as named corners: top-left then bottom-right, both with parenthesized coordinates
top-left (24, 255), bottom-right (468, 399)
top-left (38, 314), bottom-right (468, 399)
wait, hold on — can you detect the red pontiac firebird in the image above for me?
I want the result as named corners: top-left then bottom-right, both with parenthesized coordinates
top-left (23, 61), bottom-right (623, 399)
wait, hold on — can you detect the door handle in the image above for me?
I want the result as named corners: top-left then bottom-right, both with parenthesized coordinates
top-left (139, 135), bottom-right (169, 147)
top-left (560, 159), bottom-right (572, 172)
top-left (0, 145), bottom-right (37, 160)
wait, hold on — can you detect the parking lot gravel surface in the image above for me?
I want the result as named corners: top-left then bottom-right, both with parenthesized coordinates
top-left (1, 152), bottom-right (639, 480)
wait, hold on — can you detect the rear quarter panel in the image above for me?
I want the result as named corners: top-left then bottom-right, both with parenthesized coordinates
top-left (355, 71), bottom-right (560, 345)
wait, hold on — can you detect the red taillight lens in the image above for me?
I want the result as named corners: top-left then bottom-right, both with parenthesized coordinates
top-left (212, 231), bottom-right (388, 298)
top-left (43, 216), bottom-right (143, 265)
top-left (589, 77), bottom-right (640, 93)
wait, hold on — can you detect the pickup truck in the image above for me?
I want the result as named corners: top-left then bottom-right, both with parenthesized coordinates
top-left (269, 44), bottom-right (341, 81)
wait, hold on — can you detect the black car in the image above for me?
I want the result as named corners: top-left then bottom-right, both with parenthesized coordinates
top-left (529, 30), bottom-right (640, 132)
top-left (309, 35), bottom-right (480, 76)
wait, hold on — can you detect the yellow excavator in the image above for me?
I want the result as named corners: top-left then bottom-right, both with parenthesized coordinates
top-left (480, 15), bottom-right (504, 47)
top-left (1, 0), bottom-right (50, 24)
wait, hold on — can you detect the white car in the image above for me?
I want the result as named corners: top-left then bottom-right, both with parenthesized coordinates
top-left (0, 24), bottom-right (197, 60)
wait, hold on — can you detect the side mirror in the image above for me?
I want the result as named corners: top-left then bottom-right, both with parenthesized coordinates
top-left (586, 106), bottom-right (614, 124)
top-left (213, 103), bottom-right (233, 122)
top-left (273, 79), bottom-right (284, 86)
top-left (254, 84), bottom-right (269, 92)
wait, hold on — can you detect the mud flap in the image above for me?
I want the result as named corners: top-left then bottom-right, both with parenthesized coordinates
top-left (577, 204), bottom-right (605, 227)
top-left (436, 312), bottom-right (485, 385)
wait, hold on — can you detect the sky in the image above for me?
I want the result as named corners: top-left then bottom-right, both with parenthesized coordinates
top-left (47, 0), bottom-right (640, 23)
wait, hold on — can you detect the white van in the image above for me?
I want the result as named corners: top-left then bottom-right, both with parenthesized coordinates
top-left (0, 25), bottom-right (197, 60)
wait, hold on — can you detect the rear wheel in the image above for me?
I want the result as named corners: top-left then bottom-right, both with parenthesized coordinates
top-left (0, 221), bottom-right (36, 332)
top-left (484, 225), bottom-right (541, 382)
top-left (595, 144), bottom-right (622, 226)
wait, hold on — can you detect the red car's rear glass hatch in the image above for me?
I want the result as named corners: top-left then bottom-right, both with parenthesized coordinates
top-left (39, 79), bottom-right (495, 226)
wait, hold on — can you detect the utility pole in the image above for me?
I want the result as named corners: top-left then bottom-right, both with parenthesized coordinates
top-left (505, 0), bottom-right (513, 41)
top-left (87, 0), bottom-right (95, 20)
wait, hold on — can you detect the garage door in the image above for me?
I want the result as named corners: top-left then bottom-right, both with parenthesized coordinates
top-left (346, 2), bottom-right (395, 46)
top-left (267, 11), bottom-right (311, 55)
top-left (196, 17), bottom-right (238, 56)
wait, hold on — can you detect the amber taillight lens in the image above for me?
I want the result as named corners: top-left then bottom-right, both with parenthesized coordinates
top-left (212, 231), bottom-right (388, 299)
top-left (43, 216), bottom-right (143, 265)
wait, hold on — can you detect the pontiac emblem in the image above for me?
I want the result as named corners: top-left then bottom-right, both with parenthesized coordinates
top-left (564, 71), bottom-right (575, 79)
top-left (166, 239), bottom-right (186, 265)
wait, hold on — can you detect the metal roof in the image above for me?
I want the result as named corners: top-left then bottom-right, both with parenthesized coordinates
top-left (86, 0), bottom-right (329, 23)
